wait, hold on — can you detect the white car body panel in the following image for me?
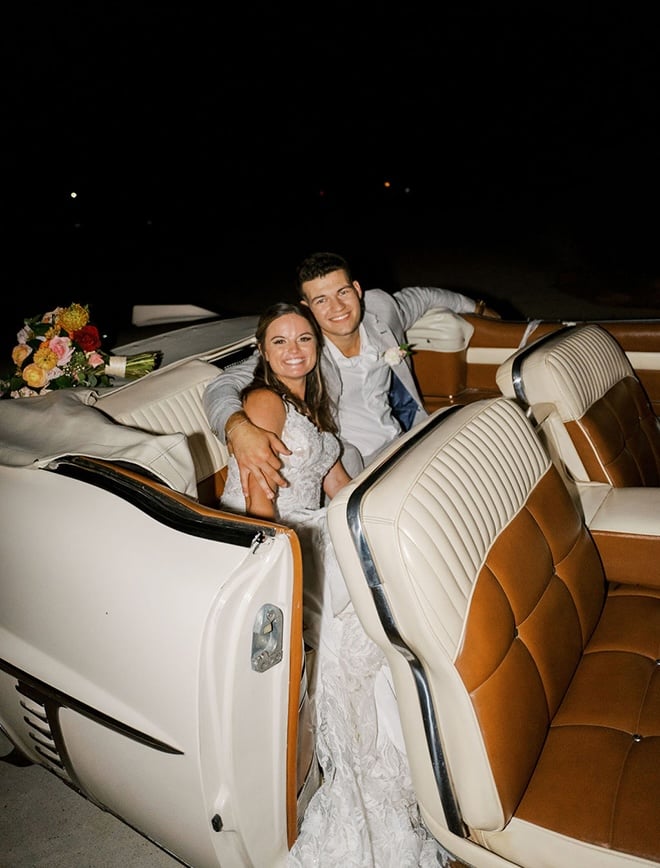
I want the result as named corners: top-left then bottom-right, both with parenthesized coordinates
top-left (0, 459), bottom-right (300, 867)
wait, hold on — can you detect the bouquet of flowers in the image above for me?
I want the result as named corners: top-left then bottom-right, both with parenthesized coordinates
top-left (1, 303), bottom-right (163, 398)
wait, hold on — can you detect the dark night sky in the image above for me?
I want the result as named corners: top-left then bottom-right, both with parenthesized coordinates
top-left (3, 4), bottom-right (660, 331)
top-left (5, 10), bottom-right (656, 201)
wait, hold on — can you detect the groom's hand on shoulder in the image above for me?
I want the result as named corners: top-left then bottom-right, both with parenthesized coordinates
top-left (227, 415), bottom-right (291, 500)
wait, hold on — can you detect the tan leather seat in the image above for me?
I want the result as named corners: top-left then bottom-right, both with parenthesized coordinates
top-left (327, 397), bottom-right (660, 868)
top-left (495, 323), bottom-right (660, 486)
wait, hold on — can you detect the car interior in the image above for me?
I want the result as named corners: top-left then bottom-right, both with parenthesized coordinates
top-left (5, 310), bottom-right (658, 867)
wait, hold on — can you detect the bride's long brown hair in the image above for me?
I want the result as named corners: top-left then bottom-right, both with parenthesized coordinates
top-left (241, 302), bottom-right (338, 434)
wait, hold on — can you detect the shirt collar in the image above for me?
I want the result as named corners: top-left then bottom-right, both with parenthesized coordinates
top-left (326, 324), bottom-right (378, 363)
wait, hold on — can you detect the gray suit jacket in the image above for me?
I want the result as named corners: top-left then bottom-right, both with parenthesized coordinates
top-left (203, 286), bottom-right (477, 460)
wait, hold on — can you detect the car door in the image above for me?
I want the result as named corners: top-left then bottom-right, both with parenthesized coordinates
top-left (0, 456), bottom-right (313, 868)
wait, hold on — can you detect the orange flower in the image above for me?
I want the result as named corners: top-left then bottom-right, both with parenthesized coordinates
top-left (22, 363), bottom-right (48, 389)
top-left (12, 344), bottom-right (32, 367)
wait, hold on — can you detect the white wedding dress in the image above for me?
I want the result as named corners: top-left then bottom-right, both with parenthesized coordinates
top-left (222, 401), bottom-right (449, 867)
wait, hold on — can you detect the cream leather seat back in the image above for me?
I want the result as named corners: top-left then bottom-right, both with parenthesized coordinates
top-left (495, 323), bottom-right (660, 486)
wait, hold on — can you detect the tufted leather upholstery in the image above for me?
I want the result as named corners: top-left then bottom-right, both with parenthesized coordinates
top-left (495, 323), bottom-right (660, 486)
top-left (327, 397), bottom-right (660, 868)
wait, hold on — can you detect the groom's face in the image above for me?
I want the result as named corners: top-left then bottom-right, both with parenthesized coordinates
top-left (300, 269), bottom-right (363, 342)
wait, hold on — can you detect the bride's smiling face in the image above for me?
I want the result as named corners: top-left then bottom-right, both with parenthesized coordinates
top-left (262, 313), bottom-right (318, 390)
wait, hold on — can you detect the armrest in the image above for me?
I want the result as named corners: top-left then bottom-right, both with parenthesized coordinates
top-left (588, 488), bottom-right (660, 588)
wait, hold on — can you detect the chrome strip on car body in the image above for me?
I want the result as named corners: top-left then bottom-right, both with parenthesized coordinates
top-left (0, 657), bottom-right (182, 755)
top-left (50, 456), bottom-right (275, 547)
top-left (344, 405), bottom-right (465, 838)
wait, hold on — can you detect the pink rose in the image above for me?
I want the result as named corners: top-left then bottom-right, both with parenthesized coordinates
top-left (48, 336), bottom-right (74, 366)
top-left (87, 351), bottom-right (105, 368)
top-left (46, 366), bottom-right (64, 382)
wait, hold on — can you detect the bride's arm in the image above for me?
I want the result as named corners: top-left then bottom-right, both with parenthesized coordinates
top-left (243, 390), bottom-right (287, 519)
top-left (323, 460), bottom-right (351, 501)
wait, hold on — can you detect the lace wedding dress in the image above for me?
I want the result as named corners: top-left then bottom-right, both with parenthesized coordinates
top-left (222, 401), bottom-right (449, 867)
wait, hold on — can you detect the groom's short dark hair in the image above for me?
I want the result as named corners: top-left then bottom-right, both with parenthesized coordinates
top-left (295, 252), bottom-right (353, 297)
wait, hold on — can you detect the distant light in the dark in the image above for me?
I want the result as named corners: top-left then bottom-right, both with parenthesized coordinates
top-left (383, 181), bottom-right (391, 188)
top-left (70, 191), bottom-right (77, 199)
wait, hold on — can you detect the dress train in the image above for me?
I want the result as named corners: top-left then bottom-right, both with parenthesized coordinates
top-left (289, 608), bottom-right (450, 867)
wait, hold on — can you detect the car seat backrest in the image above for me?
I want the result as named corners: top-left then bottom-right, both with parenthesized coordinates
top-left (96, 359), bottom-right (228, 500)
top-left (496, 323), bottom-right (660, 486)
top-left (328, 398), bottom-right (606, 829)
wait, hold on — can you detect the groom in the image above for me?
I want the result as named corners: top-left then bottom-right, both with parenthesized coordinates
top-left (203, 251), bottom-right (498, 500)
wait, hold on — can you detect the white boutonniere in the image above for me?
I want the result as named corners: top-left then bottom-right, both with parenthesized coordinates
top-left (382, 343), bottom-right (414, 367)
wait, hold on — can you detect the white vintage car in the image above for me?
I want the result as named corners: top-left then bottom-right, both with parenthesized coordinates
top-left (1, 307), bottom-right (659, 868)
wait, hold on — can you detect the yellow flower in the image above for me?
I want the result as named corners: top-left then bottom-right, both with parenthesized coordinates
top-left (33, 343), bottom-right (58, 371)
top-left (12, 344), bottom-right (32, 367)
top-left (22, 362), bottom-right (48, 389)
top-left (58, 303), bottom-right (90, 335)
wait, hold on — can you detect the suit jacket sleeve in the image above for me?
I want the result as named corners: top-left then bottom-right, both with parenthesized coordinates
top-left (361, 286), bottom-right (474, 427)
top-left (388, 286), bottom-right (477, 333)
top-left (202, 353), bottom-right (258, 444)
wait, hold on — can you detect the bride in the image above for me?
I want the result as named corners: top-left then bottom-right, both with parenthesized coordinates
top-left (218, 302), bottom-right (446, 867)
